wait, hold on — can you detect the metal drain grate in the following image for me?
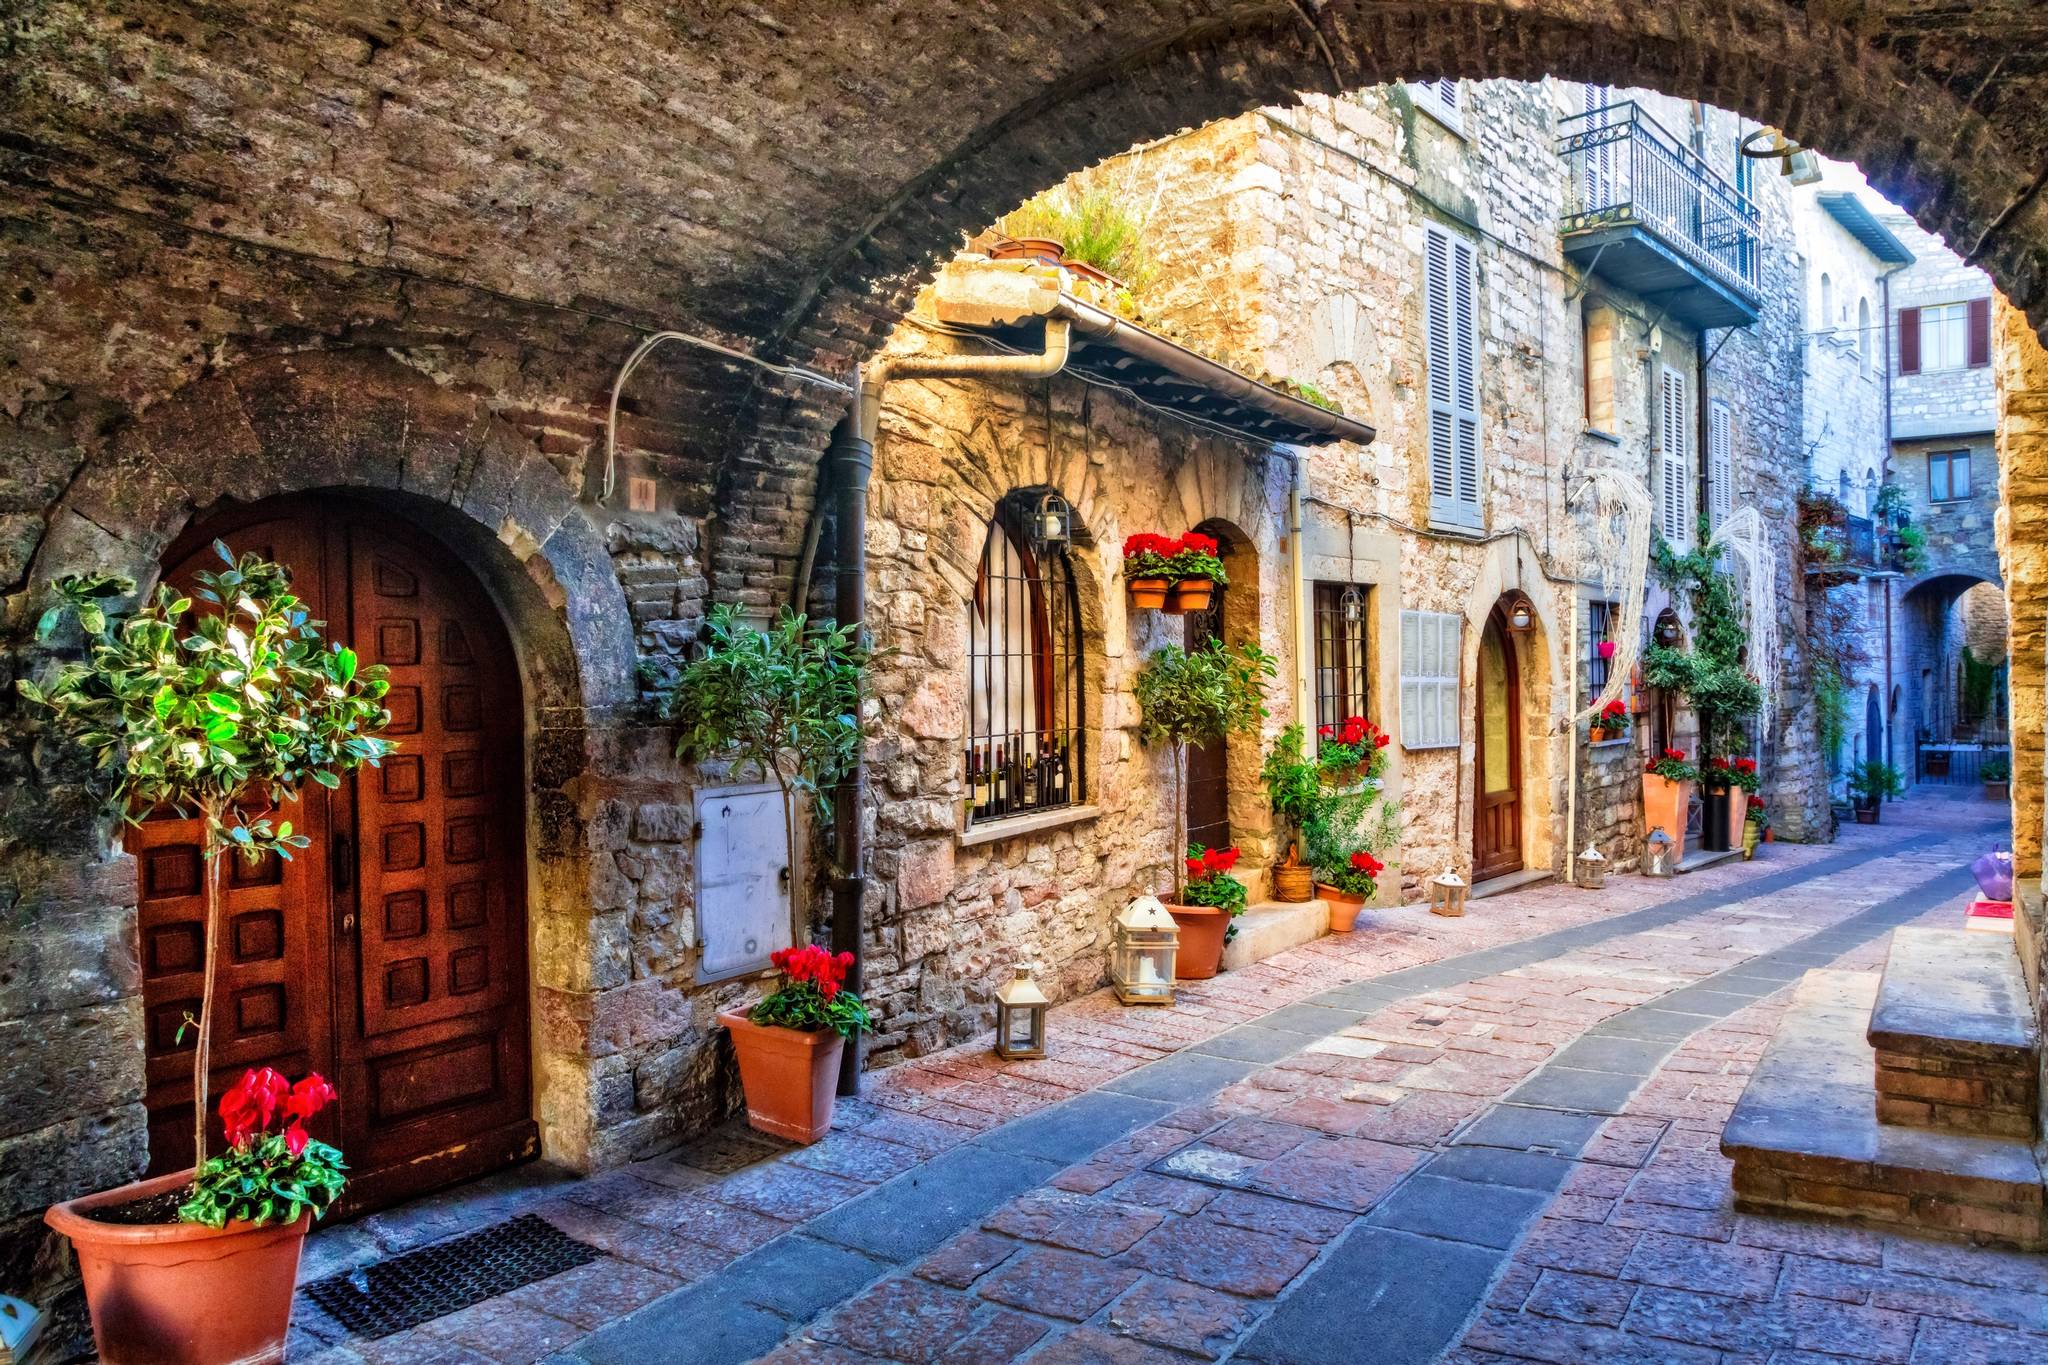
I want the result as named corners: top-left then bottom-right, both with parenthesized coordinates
top-left (303, 1213), bottom-right (599, 1340)
top-left (671, 1121), bottom-right (792, 1175)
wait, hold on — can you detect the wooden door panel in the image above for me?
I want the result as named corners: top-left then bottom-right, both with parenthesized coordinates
top-left (1472, 609), bottom-right (1523, 882)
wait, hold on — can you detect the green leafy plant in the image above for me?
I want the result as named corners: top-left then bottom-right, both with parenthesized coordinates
top-left (751, 945), bottom-right (873, 1039)
top-left (1164, 532), bottom-right (1227, 585)
top-left (1814, 657), bottom-right (1850, 760)
top-left (1981, 755), bottom-right (2011, 783)
top-left (19, 545), bottom-right (393, 1169)
top-left (660, 604), bottom-right (870, 899)
top-left (1647, 538), bottom-right (1764, 757)
top-left (1315, 714), bottom-right (1389, 783)
top-left (998, 184), bottom-right (1156, 292)
top-left (1272, 378), bottom-right (1345, 414)
top-left (1873, 480), bottom-right (1910, 525)
top-left (1135, 640), bottom-right (1274, 893)
top-left (1890, 523), bottom-right (1929, 574)
top-left (1845, 759), bottom-right (1905, 804)
top-left (178, 1067), bottom-right (345, 1228)
top-left (1961, 647), bottom-right (1999, 723)
top-left (1317, 848), bottom-right (1385, 898)
top-left (1260, 725), bottom-right (1321, 825)
top-left (1645, 748), bottom-right (1699, 783)
top-left (1182, 845), bottom-right (1249, 931)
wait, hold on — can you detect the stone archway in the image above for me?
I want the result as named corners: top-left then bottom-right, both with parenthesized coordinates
top-left (22, 350), bottom-right (641, 1180)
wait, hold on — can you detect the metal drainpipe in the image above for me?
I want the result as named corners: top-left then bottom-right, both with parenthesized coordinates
top-left (829, 319), bottom-right (1076, 1095)
top-left (1879, 268), bottom-right (1899, 774)
top-left (1289, 454), bottom-right (1311, 736)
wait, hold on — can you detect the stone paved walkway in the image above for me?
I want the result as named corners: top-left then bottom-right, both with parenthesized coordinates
top-left (290, 792), bottom-right (2046, 1364)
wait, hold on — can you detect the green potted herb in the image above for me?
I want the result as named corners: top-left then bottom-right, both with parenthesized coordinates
top-left (23, 546), bottom-right (391, 1365)
top-left (1846, 759), bottom-right (1905, 824)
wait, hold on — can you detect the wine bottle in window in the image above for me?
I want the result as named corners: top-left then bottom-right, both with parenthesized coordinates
top-left (1021, 752), bottom-right (1040, 809)
top-left (994, 746), bottom-right (1010, 813)
top-left (1049, 745), bottom-right (1068, 804)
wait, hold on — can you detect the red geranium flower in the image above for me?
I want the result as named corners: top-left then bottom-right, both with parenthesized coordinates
top-left (1735, 757), bottom-right (1757, 774)
top-left (1349, 851), bottom-right (1384, 876)
top-left (1663, 748), bottom-right (1685, 762)
top-left (1709, 756), bottom-right (1731, 770)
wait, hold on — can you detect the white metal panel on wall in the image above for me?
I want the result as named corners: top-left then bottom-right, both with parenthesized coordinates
top-left (694, 783), bottom-right (793, 982)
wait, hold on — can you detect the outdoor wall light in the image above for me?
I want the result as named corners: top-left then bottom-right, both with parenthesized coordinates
top-left (1111, 896), bottom-right (1179, 1005)
top-left (1507, 595), bottom-right (1535, 633)
top-left (1033, 490), bottom-right (1071, 551)
top-left (993, 963), bottom-right (1050, 1060)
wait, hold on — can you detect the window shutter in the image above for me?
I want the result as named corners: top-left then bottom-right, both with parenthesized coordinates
top-left (1426, 224), bottom-right (1482, 530)
top-left (1659, 368), bottom-right (1691, 546)
top-left (1400, 609), bottom-right (1462, 749)
top-left (1708, 401), bottom-right (1734, 529)
top-left (1898, 306), bottom-right (1921, 375)
top-left (1967, 297), bottom-right (1991, 368)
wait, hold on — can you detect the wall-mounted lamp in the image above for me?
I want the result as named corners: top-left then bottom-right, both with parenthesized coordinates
top-left (1032, 490), bottom-right (1071, 551)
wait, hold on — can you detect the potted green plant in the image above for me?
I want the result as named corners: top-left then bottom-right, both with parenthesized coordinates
top-left (1724, 755), bottom-right (1760, 848)
top-left (1642, 748), bottom-right (1699, 862)
top-left (1589, 697), bottom-right (1630, 744)
top-left (1122, 533), bottom-right (1176, 610)
top-left (21, 546), bottom-right (391, 1364)
top-left (1174, 844), bottom-right (1248, 977)
top-left (1259, 725), bottom-right (1320, 903)
top-left (1134, 639), bottom-right (1274, 950)
top-left (1163, 532), bottom-right (1227, 613)
top-left (1299, 754), bottom-right (1401, 932)
top-left (1981, 754), bottom-right (2011, 802)
top-left (718, 945), bottom-right (872, 1142)
top-left (1846, 759), bottom-right (1905, 824)
top-left (1315, 714), bottom-right (1388, 787)
top-left (660, 605), bottom-right (870, 1137)
top-left (1315, 850), bottom-right (1383, 932)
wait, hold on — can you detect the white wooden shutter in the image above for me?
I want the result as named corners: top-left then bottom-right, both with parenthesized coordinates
top-left (1707, 400), bottom-right (1734, 529)
top-left (1411, 79), bottom-right (1463, 131)
top-left (1426, 224), bottom-right (1482, 530)
top-left (1582, 83), bottom-right (1612, 211)
top-left (1400, 609), bottom-right (1463, 749)
top-left (1658, 367), bottom-right (1691, 547)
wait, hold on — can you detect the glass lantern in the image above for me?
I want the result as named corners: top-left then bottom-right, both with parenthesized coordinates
top-left (1645, 827), bottom-right (1675, 878)
top-left (1111, 896), bottom-right (1179, 1005)
top-left (1576, 843), bottom-right (1608, 890)
top-left (994, 963), bottom-right (1050, 1060)
top-left (1428, 871), bottom-right (1468, 919)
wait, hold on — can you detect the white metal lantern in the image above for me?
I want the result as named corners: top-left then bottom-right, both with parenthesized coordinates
top-left (1428, 870), bottom-right (1468, 919)
top-left (1645, 827), bottom-right (1675, 878)
top-left (994, 963), bottom-right (1050, 1060)
top-left (1111, 896), bottom-right (1179, 1005)
top-left (1032, 489), bottom-right (1072, 551)
top-left (1577, 843), bottom-right (1608, 890)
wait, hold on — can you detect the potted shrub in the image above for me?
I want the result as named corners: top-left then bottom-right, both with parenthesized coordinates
top-left (1134, 638), bottom-right (1274, 944)
top-left (19, 547), bottom-right (391, 1363)
top-left (1122, 533), bottom-right (1176, 610)
top-left (1642, 748), bottom-right (1698, 863)
top-left (1982, 755), bottom-right (2011, 801)
top-left (1171, 845), bottom-right (1247, 978)
top-left (1314, 714), bottom-right (1388, 788)
top-left (1589, 697), bottom-right (1629, 744)
top-left (1725, 756), bottom-right (1759, 847)
top-left (1259, 725), bottom-right (1320, 903)
top-left (1846, 759), bottom-right (1905, 824)
top-left (719, 945), bottom-right (872, 1142)
top-left (1164, 532), bottom-right (1227, 613)
top-left (1742, 798), bottom-right (1767, 859)
top-left (1315, 850), bottom-right (1383, 932)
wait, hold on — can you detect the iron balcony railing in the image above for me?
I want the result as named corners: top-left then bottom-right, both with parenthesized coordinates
top-left (1558, 100), bottom-right (1761, 299)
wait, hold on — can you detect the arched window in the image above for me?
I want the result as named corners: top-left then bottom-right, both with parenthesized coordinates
top-left (966, 490), bottom-right (1085, 825)
top-left (1857, 297), bottom-right (1872, 363)
top-left (1819, 273), bottom-right (1833, 332)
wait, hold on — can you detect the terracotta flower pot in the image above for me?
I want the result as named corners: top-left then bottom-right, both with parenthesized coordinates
top-left (1166, 577), bottom-right (1214, 613)
top-left (719, 1009), bottom-right (845, 1144)
top-left (46, 1168), bottom-right (310, 1365)
top-left (1588, 726), bottom-right (1608, 744)
top-left (1060, 258), bottom-right (1123, 290)
top-left (1641, 773), bottom-right (1691, 863)
top-left (1986, 781), bottom-right (2010, 801)
top-left (1165, 903), bottom-right (1226, 979)
top-left (1317, 884), bottom-right (1366, 932)
top-left (1127, 576), bottom-right (1170, 610)
top-left (1854, 802), bottom-right (1880, 825)
top-left (989, 236), bottom-right (1064, 265)
top-left (1319, 762), bottom-right (1363, 789)
top-left (1725, 790), bottom-right (1747, 850)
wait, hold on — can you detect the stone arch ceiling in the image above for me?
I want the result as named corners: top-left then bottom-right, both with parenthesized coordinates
top-left (4, 1), bottom-right (2046, 511)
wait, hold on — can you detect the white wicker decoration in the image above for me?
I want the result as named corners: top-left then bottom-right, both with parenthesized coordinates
top-left (1706, 506), bottom-right (1778, 715)
top-left (1568, 468), bottom-right (1652, 725)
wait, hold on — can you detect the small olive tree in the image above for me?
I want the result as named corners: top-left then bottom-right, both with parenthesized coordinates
top-left (1133, 639), bottom-right (1275, 895)
top-left (658, 605), bottom-right (869, 898)
top-left (19, 545), bottom-right (393, 1167)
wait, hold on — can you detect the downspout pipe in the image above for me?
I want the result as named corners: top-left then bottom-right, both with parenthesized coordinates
top-left (1288, 453), bottom-right (1311, 737)
top-left (830, 317), bottom-right (1075, 1096)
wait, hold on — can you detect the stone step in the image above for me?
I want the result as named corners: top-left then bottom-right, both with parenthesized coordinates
top-left (1722, 971), bottom-right (2047, 1251)
top-left (1869, 927), bottom-right (2041, 1140)
top-left (1221, 899), bottom-right (1328, 972)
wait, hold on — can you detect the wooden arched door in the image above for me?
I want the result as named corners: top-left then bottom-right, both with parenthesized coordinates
top-left (136, 497), bottom-right (535, 1214)
top-left (1472, 605), bottom-right (1523, 881)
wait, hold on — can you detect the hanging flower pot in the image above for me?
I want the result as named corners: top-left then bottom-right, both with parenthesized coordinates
top-left (1127, 577), bottom-right (1170, 610)
top-left (1166, 577), bottom-right (1214, 613)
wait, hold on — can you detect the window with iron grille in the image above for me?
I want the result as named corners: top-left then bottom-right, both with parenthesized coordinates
top-left (964, 492), bottom-right (1086, 826)
top-left (1313, 583), bottom-right (1370, 733)
top-left (1586, 600), bottom-right (1617, 703)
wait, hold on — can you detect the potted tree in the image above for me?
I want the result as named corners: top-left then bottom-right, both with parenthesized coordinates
top-left (1982, 755), bottom-right (2011, 802)
top-left (1846, 759), bottom-right (1905, 824)
top-left (1134, 638), bottom-right (1274, 955)
top-left (660, 605), bottom-right (870, 1140)
top-left (718, 945), bottom-right (872, 1142)
top-left (1642, 748), bottom-right (1699, 863)
top-left (1122, 533), bottom-right (1176, 610)
top-left (1163, 532), bottom-right (1226, 614)
top-left (1259, 725), bottom-right (1320, 903)
top-left (22, 546), bottom-right (391, 1364)
top-left (1173, 845), bottom-right (1248, 978)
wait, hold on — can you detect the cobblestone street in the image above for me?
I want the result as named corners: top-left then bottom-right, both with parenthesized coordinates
top-left (282, 792), bottom-right (2045, 1364)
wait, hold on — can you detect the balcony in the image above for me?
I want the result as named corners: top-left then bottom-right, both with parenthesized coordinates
top-left (1558, 101), bottom-right (1763, 330)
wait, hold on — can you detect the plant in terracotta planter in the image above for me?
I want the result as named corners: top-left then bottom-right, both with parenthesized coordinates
top-left (1641, 748), bottom-right (1698, 863)
top-left (1260, 725), bottom-right (1321, 903)
top-left (1315, 850), bottom-right (1383, 932)
top-left (721, 944), bottom-right (872, 1143)
top-left (1846, 759), bottom-right (1904, 824)
top-left (1169, 844), bottom-right (1247, 978)
top-left (1163, 532), bottom-right (1227, 613)
top-left (1122, 532), bottom-right (1177, 609)
top-left (1589, 697), bottom-right (1629, 743)
top-left (1135, 639), bottom-right (1273, 912)
top-left (1314, 714), bottom-right (1388, 787)
top-left (21, 547), bottom-right (391, 1364)
top-left (1982, 754), bottom-right (2011, 801)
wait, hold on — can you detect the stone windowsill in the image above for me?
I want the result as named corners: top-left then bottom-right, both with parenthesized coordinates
top-left (1583, 427), bottom-right (1623, 446)
top-left (1588, 737), bottom-right (1635, 754)
top-left (958, 804), bottom-right (1101, 848)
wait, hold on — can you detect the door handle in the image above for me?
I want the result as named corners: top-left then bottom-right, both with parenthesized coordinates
top-left (333, 834), bottom-right (353, 893)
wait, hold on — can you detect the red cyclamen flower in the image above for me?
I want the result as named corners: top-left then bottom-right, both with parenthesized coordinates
top-left (1349, 851), bottom-right (1384, 875)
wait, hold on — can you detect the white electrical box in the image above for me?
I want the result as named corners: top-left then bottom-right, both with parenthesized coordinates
top-left (694, 783), bottom-right (794, 982)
